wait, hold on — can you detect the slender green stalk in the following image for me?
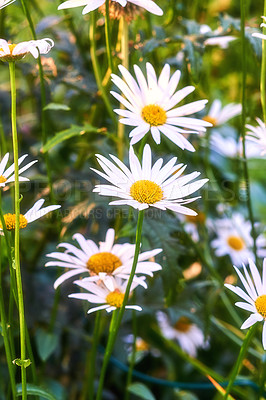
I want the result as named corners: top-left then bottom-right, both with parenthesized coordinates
top-left (261, 1), bottom-right (266, 122)
top-left (20, 0), bottom-right (56, 205)
top-left (124, 304), bottom-right (137, 400)
top-left (96, 310), bottom-right (119, 400)
top-left (89, 11), bottom-right (117, 124)
top-left (96, 210), bottom-right (144, 400)
top-left (9, 61), bottom-right (27, 400)
top-left (117, 16), bottom-right (129, 160)
top-left (0, 237), bottom-right (17, 399)
top-left (105, 0), bottom-right (113, 72)
top-left (224, 324), bottom-right (257, 399)
top-left (240, 0), bottom-right (258, 263)
top-left (81, 311), bottom-right (102, 400)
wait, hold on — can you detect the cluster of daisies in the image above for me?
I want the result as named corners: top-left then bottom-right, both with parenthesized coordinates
top-left (1, 0), bottom-right (266, 356)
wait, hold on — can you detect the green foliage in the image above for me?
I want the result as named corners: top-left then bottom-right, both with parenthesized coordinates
top-left (35, 329), bottom-right (59, 362)
top-left (127, 383), bottom-right (156, 400)
top-left (16, 384), bottom-right (57, 400)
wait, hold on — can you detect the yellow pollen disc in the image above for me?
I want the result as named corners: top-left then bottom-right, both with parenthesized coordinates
top-left (174, 317), bottom-right (192, 333)
top-left (87, 252), bottom-right (122, 274)
top-left (203, 115), bottom-right (217, 126)
top-left (8, 44), bottom-right (17, 54)
top-left (141, 104), bottom-right (167, 126)
top-left (0, 214), bottom-right (28, 231)
top-left (255, 295), bottom-right (266, 318)
top-left (0, 175), bottom-right (7, 184)
top-left (227, 235), bottom-right (245, 251)
top-left (136, 338), bottom-right (149, 352)
top-left (130, 180), bottom-right (163, 204)
top-left (106, 290), bottom-right (124, 308)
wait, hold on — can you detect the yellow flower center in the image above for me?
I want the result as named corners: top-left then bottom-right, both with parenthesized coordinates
top-left (136, 338), bottom-right (149, 352)
top-left (0, 175), bottom-right (7, 184)
top-left (227, 235), bottom-right (245, 251)
top-left (203, 115), bottom-right (217, 126)
top-left (0, 214), bottom-right (28, 231)
top-left (174, 317), bottom-right (192, 333)
top-left (130, 180), bottom-right (163, 204)
top-left (87, 252), bottom-right (122, 274)
top-left (255, 295), bottom-right (266, 318)
top-left (106, 290), bottom-right (124, 308)
top-left (141, 104), bottom-right (167, 126)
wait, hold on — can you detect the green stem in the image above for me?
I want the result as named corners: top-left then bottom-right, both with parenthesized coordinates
top-left (125, 303), bottom-right (137, 400)
top-left (224, 324), bottom-right (257, 399)
top-left (20, 0), bottom-right (56, 205)
top-left (105, 0), bottom-right (113, 72)
top-left (84, 311), bottom-right (102, 400)
top-left (261, 1), bottom-right (266, 122)
top-left (0, 237), bottom-right (17, 399)
top-left (117, 16), bottom-right (129, 160)
top-left (240, 0), bottom-right (258, 263)
top-left (96, 210), bottom-right (144, 400)
top-left (96, 310), bottom-right (119, 400)
top-left (89, 11), bottom-right (117, 125)
top-left (9, 61), bottom-right (27, 400)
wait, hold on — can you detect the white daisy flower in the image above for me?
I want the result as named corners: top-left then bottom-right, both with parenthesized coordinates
top-left (252, 16), bottom-right (266, 41)
top-left (0, 38), bottom-right (54, 62)
top-left (156, 311), bottom-right (209, 357)
top-left (110, 63), bottom-right (211, 150)
top-left (0, 153), bottom-right (37, 188)
top-left (0, 0), bottom-right (15, 9)
top-left (204, 99), bottom-right (242, 127)
top-left (210, 213), bottom-right (266, 267)
top-left (210, 131), bottom-right (261, 158)
top-left (58, 0), bottom-right (163, 16)
top-left (92, 144), bottom-right (208, 216)
top-left (225, 258), bottom-right (266, 349)
top-left (246, 118), bottom-right (266, 156)
top-left (46, 228), bottom-right (162, 289)
top-left (69, 276), bottom-right (143, 314)
top-left (0, 199), bottom-right (61, 231)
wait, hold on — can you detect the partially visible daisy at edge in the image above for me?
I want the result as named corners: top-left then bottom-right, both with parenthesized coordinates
top-left (210, 212), bottom-right (266, 267)
top-left (252, 16), bottom-right (266, 41)
top-left (92, 144), bottom-right (209, 216)
top-left (69, 276), bottom-right (144, 314)
top-left (203, 99), bottom-right (242, 128)
top-left (225, 258), bottom-right (266, 349)
top-left (46, 228), bottom-right (162, 289)
top-left (0, 153), bottom-right (37, 188)
top-left (0, 38), bottom-right (54, 62)
top-left (111, 63), bottom-right (211, 151)
top-left (0, 199), bottom-right (61, 231)
top-left (246, 118), bottom-right (266, 156)
top-left (156, 311), bottom-right (209, 357)
top-left (58, 0), bottom-right (163, 16)
top-left (0, 0), bottom-right (15, 9)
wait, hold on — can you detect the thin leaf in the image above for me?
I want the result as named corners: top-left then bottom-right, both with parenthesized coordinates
top-left (43, 103), bottom-right (71, 111)
top-left (127, 383), bottom-right (156, 400)
top-left (41, 124), bottom-right (99, 153)
top-left (16, 384), bottom-right (57, 400)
